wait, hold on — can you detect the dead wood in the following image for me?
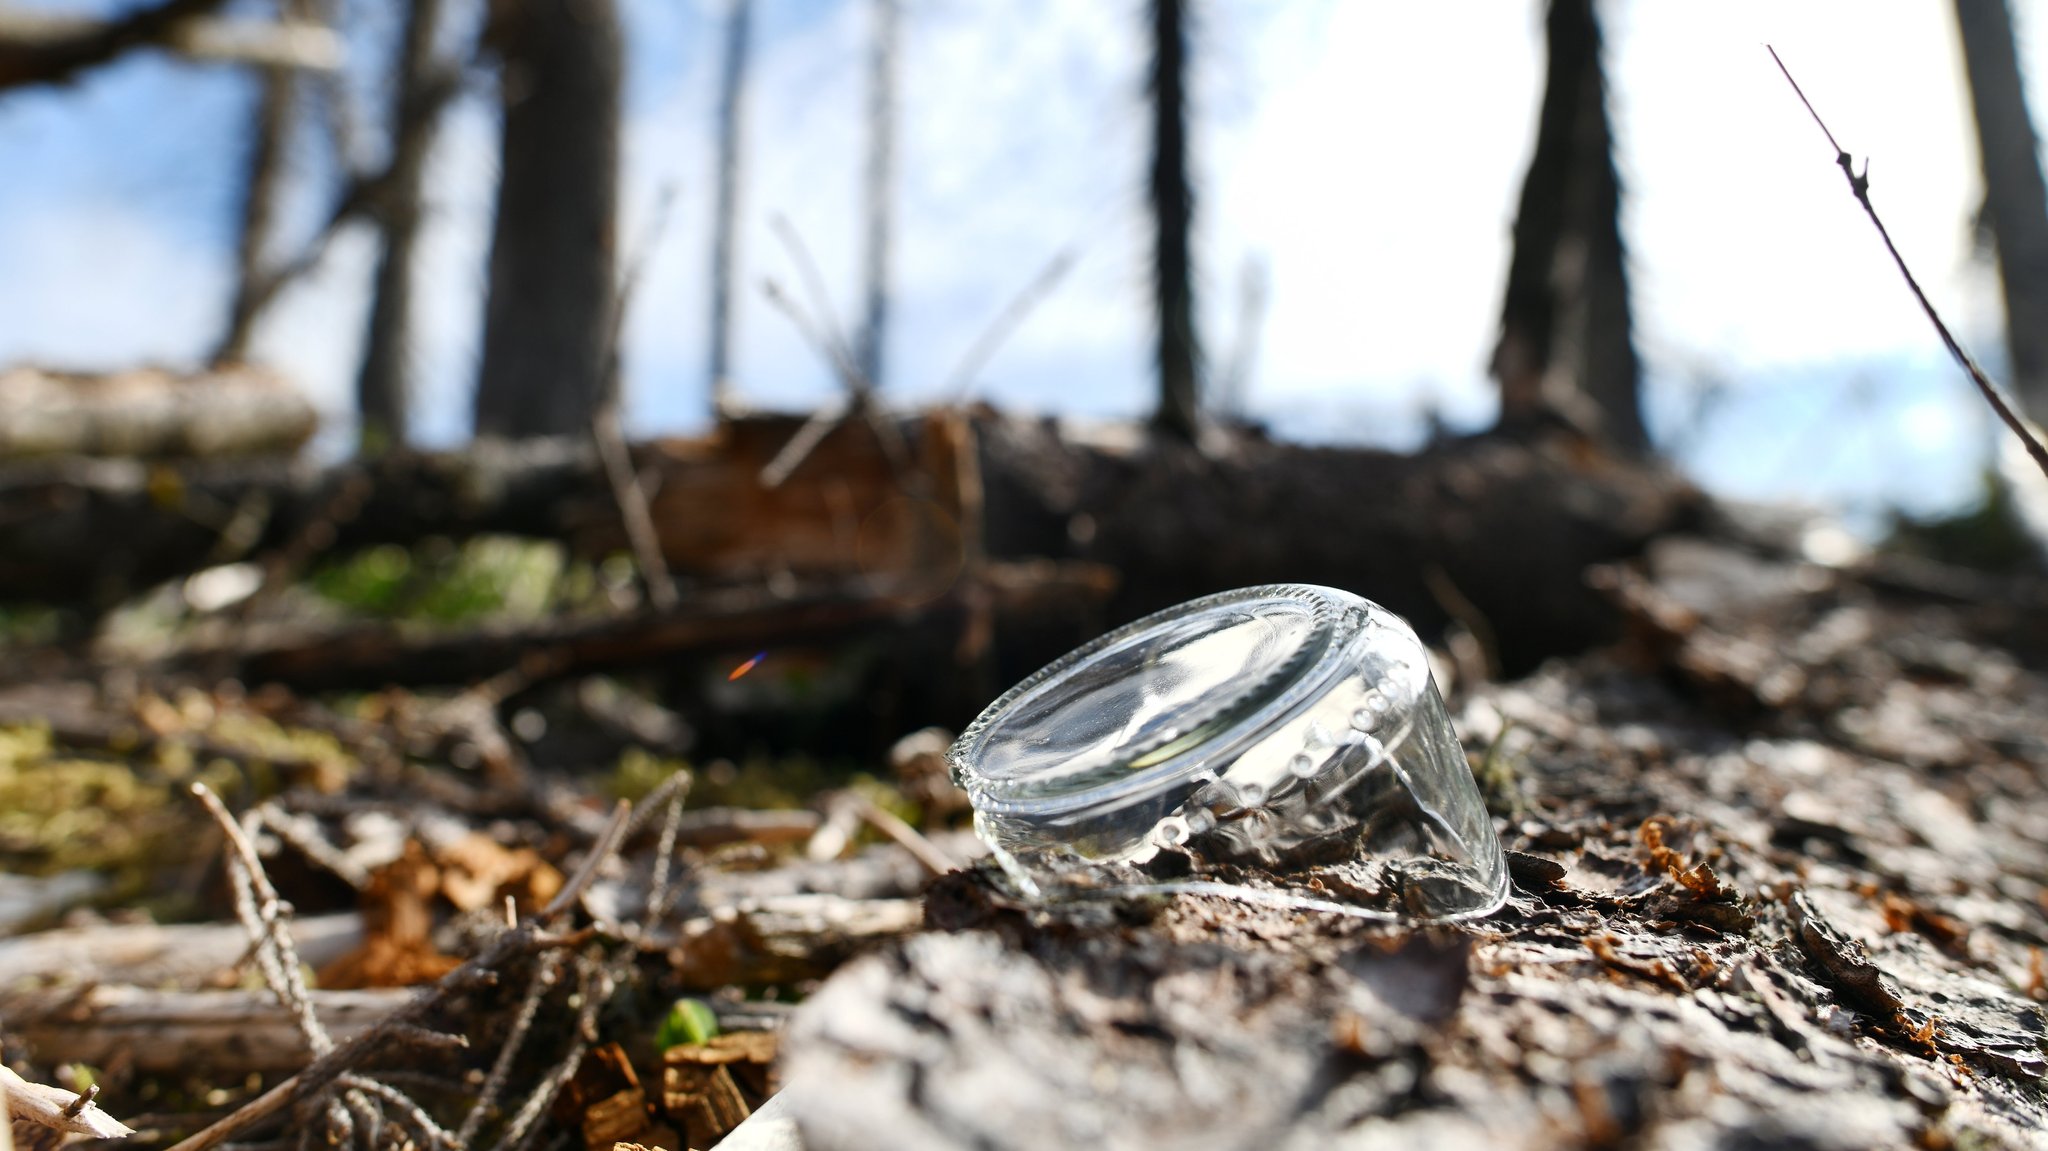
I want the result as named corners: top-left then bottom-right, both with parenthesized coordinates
top-left (0, 366), bottom-right (316, 460)
top-left (0, 911), bottom-right (362, 987)
top-left (0, 413), bottom-right (1686, 692)
top-left (1, 987), bottom-right (407, 1074)
top-left (779, 532), bottom-right (2048, 1150)
top-left (0, 1066), bottom-right (131, 1142)
top-left (168, 560), bottom-right (1115, 693)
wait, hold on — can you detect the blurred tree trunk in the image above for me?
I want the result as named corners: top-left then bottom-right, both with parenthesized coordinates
top-left (1148, 0), bottom-right (1200, 442)
top-left (353, 0), bottom-right (447, 455)
top-left (473, 0), bottom-right (621, 439)
top-left (1492, 0), bottom-right (1646, 456)
top-left (707, 0), bottom-right (752, 416)
top-left (215, 0), bottom-right (304, 366)
top-left (1955, 0), bottom-right (2048, 422)
top-left (1155, 0), bottom-right (1196, 438)
top-left (857, 0), bottom-right (898, 394)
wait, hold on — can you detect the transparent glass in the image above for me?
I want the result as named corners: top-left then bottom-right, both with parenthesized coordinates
top-left (948, 585), bottom-right (1509, 922)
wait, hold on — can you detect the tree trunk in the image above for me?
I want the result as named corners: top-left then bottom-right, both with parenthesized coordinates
top-left (1954, 0), bottom-right (2048, 422)
top-left (1492, 0), bottom-right (1646, 456)
top-left (856, 0), bottom-right (898, 394)
top-left (352, 0), bottom-right (447, 455)
top-left (1148, 0), bottom-right (1200, 442)
top-left (215, 1), bottom-right (301, 366)
top-left (707, 0), bottom-right (753, 415)
top-left (472, 0), bottom-right (621, 439)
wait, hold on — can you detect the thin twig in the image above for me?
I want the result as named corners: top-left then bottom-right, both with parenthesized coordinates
top-left (451, 955), bottom-right (562, 1149)
top-left (193, 784), bottom-right (331, 1056)
top-left (481, 955), bottom-right (607, 1151)
top-left (252, 803), bottom-right (370, 890)
top-left (334, 1076), bottom-right (454, 1150)
top-left (841, 791), bottom-right (956, 877)
top-left (160, 923), bottom-right (584, 1151)
top-left (1768, 45), bottom-right (2048, 483)
top-left (943, 246), bottom-right (1078, 402)
top-left (770, 214), bottom-right (860, 385)
top-left (593, 186), bottom-right (682, 614)
top-left (644, 770), bottom-right (692, 920)
top-left (543, 799), bottom-right (632, 921)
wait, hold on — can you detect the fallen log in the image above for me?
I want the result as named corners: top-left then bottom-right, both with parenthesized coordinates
top-left (0, 987), bottom-right (402, 1074)
top-left (166, 559), bottom-right (1117, 692)
top-left (1, 412), bottom-right (1691, 679)
top-left (0, 366), bottom-right (316, 460)
top-left (0, 912), bottom-right (362, 987)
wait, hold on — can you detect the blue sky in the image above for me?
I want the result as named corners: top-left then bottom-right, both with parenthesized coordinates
top-left (2, 0), bottom-right (2045, 529)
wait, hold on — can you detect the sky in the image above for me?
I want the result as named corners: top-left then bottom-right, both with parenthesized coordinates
top-left (1, 0), bottom-right (2044, 527)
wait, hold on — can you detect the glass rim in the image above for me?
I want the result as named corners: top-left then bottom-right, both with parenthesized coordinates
top-left (948, 583), bottom-right (1425, 818)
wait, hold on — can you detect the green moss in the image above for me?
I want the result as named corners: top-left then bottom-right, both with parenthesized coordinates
top-left (0, 725), bottom-right (239, 900)
top-left (309, 536), bottom-right (569, 624)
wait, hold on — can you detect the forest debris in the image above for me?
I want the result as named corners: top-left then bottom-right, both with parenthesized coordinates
top-left (1790, 889), bottom-right (1907, 1016)
top-left (662, 1063), bottom-right (751, 1149)
top-left (0, 365), bottom-right (316, 459)
top-left (0, 986), bottom-right (406, 1072)
top-left (434, 830), bottom-right (564, 913)
top-left (556, 1044), bottom-right (678, 1151)
top-left (665, 1032), bottom-right (779, 1100)
top-left (671, 807), bottom-right (821, 849)
top-left (887, 726), bottom-right (969, 820)
top-left (0, 1065), bottom-right (133, 1141)
top-left (316, 840), bottom-right (461, 990)
top-left (0, 911), bottom-right (362, 987)
top-left (663, 895), bottom-right (923, 990)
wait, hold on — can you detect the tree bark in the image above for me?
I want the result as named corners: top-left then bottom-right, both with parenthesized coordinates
top-left (1492, 0), bottom-right (1646, 456)
top-left (1954, 0), bottom-right (2048, 422)
top-left (472, 0), bottom-right (622, 439)
top-left (707, 0), bottom-right (753, 415)
top-left (856, 0), bottom-right (898, 394)
top-left (352, 0), bottom-right (448, 454)
top-left (1148, 0), bottom-right (1200, 442)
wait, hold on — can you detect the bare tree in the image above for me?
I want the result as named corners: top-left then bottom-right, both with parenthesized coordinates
top-left (1954, 0), bottom-right (2048, 423)
top-left (473, 0), bottom-right (622, 439)
top-left (1148, 0), bottom-right (1200, 442)
top-left (215, 0), bottom-right (306, 365)
top-left (354, 0), bottom-right (454, 452)
top-left (353, 0), bottom-right (450, 454)
top-left (0, 0), bottom-right (231, 89)
top-left (707, 0), bottom-right (753, 416)
top-left (857, 0), bottom-right (899, 394)
top-left (1492, 0), bottom-right (1646, 456)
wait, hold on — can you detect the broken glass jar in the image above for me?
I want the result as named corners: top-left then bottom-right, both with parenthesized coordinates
top-left (948, 584), bottom-right (1509, 922)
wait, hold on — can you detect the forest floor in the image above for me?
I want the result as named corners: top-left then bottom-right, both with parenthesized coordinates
top-left (1, 461), bottom-right (2046, 1151)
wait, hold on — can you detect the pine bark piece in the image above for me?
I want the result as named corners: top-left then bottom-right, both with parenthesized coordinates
top-left (664, 1032), bottom-right (779, 1102)
top-left (580, 1088), bottom-right (651, 1151)
top-left (662, 1063), bottom-right (750, 1149)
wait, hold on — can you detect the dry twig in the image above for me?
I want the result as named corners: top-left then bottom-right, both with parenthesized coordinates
top-left (1768, 44), bottom-right (2048, 483)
